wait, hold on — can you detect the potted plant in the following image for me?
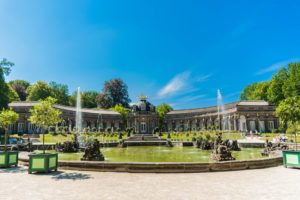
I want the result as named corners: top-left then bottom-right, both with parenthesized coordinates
top-left (28, 97), bottom-right (62, 174)
top-left (0, 109), bottom-right (19, 168)
top-left (276, 97), bottom-right (300, 168)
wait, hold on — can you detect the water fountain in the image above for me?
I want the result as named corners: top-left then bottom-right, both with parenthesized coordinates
top-left (217, 89), bottom-right (231, 131)
top-left (75, 87), bottom-right (85, 147)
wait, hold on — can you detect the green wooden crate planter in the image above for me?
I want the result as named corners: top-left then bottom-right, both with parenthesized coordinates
top-left (0, 151), bottom-right (18, 168)
top-left (28, 153), bottom-right (58, 174)
top-left (283, 150), bottom-right (300, 168)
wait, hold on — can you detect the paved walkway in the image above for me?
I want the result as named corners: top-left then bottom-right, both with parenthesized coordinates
top-left (0, 166), bottom-right (299, 200)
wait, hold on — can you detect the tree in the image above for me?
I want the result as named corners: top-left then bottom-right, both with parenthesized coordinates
top-left (97, 78), bottom-right (131, 108)
top-left (9, 80), bottom-right (30, 89)
top-left (96, 93), bottom-right (113, 109)
top-left (0, 58), bottom-right (14, 109)
top-left (29, 97), bottom-right (62, 153)
top-left (27, 81), bottom-right (53, 101)
top-left (240, 82), bottom-right (259, 100)
top-left (81, 91), bottom-right (98, 108)
top-left (156, 103), bottom-right (173, 130)
top-left (9, 80), bottom-right (30, 101)
top-left (267, 68), bottom-right (288, 105)
top-left (49, 81), bottom-right (69, 105)
top-left (276, 96), bottom-right (300, 147)
top-left (7, 84), bottom-right (20, 102)
top-left (70, 90), bottom-right (98, 108)
top-left (240, 81), bottom-right (270, 101)
top-left (110, 104), bottom-right (130, 129)
top-left (0, 109), bottom-right (19, 151)
top-left (282, 62), bottom-right (300, 98)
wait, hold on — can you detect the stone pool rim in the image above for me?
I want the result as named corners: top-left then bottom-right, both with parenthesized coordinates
top-left (19, 153), bottom-right (283, 173)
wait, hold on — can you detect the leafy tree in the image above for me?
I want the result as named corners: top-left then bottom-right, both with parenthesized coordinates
top-left (240, 82), bottom-right (259, 100)
top-left (97, 78), bottom-right (131, 108)
top-left (81, 91), bottom-right (98, 108)
top-left (49, 81), bottom-right (69, 105)
top-left (70, 90), bottom-right (98, 108)
top-left (10, 83), bottom-right (27, 101)
top-left (0, 109), bottom-right (19, 151)
top-left (0, 58), bottom-right (14, 109)
top-left (240, 81), bottom-right (269, 101)
top-left (96, 93), bottom-right (113, 109)
top-left (9, 80), bottom-right (30, 89)
top-left (251, 81), bottom-right (270, 101)
top-left (156, 103), bottom-right (173, 130)
top-left (276, 96), bottom-right (300, 145)
top-left (9, 80), bottom-right (30, 101)
top-left (110, 104), bottom-right (130, 129)
top-left (267, 68), bottom-right (288, 105)
top-left (29, 97), bottom-right (62, 153)
top-left (7, 84), bottom-right (20, 102)
top-left (282, 62), bottom-right (300, 98)
top-left (27, 81), bottom-right (53, 101)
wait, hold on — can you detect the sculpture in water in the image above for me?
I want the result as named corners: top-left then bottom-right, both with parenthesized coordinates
top-left (261, 140), bottom-right (288, 156)
top-left (211, 132), bottom-right (235, 161)
top-left (81, 139), bottom-right (105, 161)
top-left (56, 134), bottom-right (80, 153)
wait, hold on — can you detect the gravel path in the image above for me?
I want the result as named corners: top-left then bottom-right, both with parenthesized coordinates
top-left (0, 166), bottom-right (299, 200)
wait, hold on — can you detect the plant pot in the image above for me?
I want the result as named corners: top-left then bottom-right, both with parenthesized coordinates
top-left (0, 151), bottom-right (18, 168)
top-left (283, 150), bottom-right (300, 168)
top-left (28, 153), bottom-right (58, 174)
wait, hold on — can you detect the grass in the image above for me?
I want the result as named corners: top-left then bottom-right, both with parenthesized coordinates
top-left (160, 131), bottom-right (243, 141)
top-left (10, 131), bottom-right (300, 144)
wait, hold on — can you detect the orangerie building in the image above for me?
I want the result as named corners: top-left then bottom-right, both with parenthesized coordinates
top-left (8, 96), bottom-right (279, 134)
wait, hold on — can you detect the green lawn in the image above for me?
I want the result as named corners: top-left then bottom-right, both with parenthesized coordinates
top-left (9, 131), bottom-right (299, 144)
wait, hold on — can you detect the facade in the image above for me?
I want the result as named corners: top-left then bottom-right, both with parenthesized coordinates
top-left (8, 99), bottom-right (279, 134)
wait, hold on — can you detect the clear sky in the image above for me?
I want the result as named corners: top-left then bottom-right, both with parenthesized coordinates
top-left (1, 0), bottom-right (300, 109)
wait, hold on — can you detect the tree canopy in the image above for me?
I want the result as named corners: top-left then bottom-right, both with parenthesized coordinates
top-left (27, 81), bottom-right (54, 101)
top-left (29, 97), bottom-right (62, 153)
top-left (29, 97), bottom-right (62, 130)
top-left (9, 79), bottom-right (31, 101)
top-left (282, 62), bottom-right (300, 98)
top-left (267, 68), bottom-right (288, 105)
top-left (49, 81), bottom-right (69, 105)
top-left (0, 108), bottom-right (19, 151)
top-left (156, 103), bottom-right (173, 129)
top-left (70, 90), bottom-right (98, 108)
top-left (0, 58), bottom-right (14, 109)
top-left (275, 96), bottom-right (300, 125)
top-left (97, 78), bottom-right (131, 109)
top-left (240, 81), bottom-right (269, 101)
top-left (110, 104), bottom-right (130, 128)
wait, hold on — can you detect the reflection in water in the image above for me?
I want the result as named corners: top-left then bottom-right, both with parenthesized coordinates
top-left (57, 147), bottom-right (265, 162)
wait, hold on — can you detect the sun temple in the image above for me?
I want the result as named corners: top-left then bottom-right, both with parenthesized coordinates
top-left (8, 96), bottom-right (278, 134)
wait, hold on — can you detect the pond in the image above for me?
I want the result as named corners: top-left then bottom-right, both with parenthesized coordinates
top-left (55, 146), bottom-right (265, 162)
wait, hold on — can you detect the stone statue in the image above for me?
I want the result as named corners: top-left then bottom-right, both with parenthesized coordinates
top-left (56, 135), bottom-right (79, 153)
top-left (81, 139), bottom-right (105, 161)
top-left (211, 132), bottom-right (235, 161)
top-left (261, 140), bottom-right (288, 156)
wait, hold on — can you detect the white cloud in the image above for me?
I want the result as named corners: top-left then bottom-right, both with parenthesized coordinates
top-left (179, 94), bottom-right (207, 102)
top-left (157, 72), bottom-right (212, 99)
top-left (256, 59), bottom-right (300, 75)
top-left (157, 71), bottom-right (191, 98)
top-left (194, 74), bottom-right (212, 82)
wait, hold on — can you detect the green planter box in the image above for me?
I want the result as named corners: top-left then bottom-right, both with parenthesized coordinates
top-left (28, 153), bottom-right (58, 174)
top-left (0, 151), bottom-right (19, 168)
top-left (283, 150), bottom-right (300, 168)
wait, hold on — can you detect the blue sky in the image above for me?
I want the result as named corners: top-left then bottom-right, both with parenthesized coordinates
top-left (1, 0), bottom-right (300, 109)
